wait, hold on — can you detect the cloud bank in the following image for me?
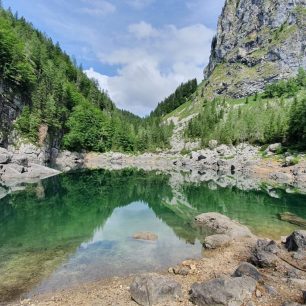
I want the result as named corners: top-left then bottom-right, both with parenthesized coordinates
top-left (85, 22), bottom-right (214, 116)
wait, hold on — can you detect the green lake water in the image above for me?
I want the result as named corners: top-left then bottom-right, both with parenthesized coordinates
top-left (1, 169), bottom-right (306, 303)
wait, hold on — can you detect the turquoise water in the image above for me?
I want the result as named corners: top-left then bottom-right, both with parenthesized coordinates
top-left (1, 169), bottom-right (306, 302)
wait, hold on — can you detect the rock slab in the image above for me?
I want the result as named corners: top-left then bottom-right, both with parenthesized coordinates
top-left (189, 276), bottom-right (257, 306)
top-left (130, 274), bottom-right (182, 306)
top-left (251, 239), bottom-right (279, 268)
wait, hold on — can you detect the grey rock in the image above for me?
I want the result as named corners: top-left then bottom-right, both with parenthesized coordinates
top-left (269, 172), bottom-right (293, 185)
top-left (251, 239), bottom-right (279, 268)
top-left (292, 251), bottom-right (306, 261)
top-left (286, 230), bottom-right (306, 252)
top-left (268, 143), bottom-right (282, 153)
top-left (130, 274), bottom-right (182, 306)
top-left (283, 156), bottom-right (296, 167)
top-left (282, 302), bottom-right (302, 306)
top-left (287, 268), bottom-right (304, 279)
top-left (173, 266), bottom-right (190, 276)
top-left (233, 262), bottom-right (262, 281)
top-left (189, 276), bottom-right (257, 306)
top-left (54, 150), bottom-right (84, 171)
top-left (265, 285), bottom-right (278, 297)
top-left (1, 165), bottom-right (23, 179)
top-left (7, 163), bottom-right (25, 174)
top-left (204, 234), bottom-right (232, 249)
top-left (11, 154), bottom-right (28, 167)
top-left (194, 212), bottom-right (253, 240)
top-left (287, 278), bottom-right (306, 290)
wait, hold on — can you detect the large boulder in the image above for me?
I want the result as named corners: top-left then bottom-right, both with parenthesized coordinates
top-left (233, 262), bottom-right (262, 281)
top-left (194, 212), bottom-right (253, 240)
top-left (251, 240), bottom-right (279, 268)
top-left (130, 274), bottom-right (182, 306)
top-left (285, 230), bottom-right (306, 252)
top-left (189, 276), bottom-right (257, 306)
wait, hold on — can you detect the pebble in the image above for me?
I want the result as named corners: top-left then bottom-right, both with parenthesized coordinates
top-left (256, 289), bottom-right (262, 298)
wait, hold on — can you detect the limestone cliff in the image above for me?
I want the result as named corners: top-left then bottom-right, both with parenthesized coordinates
top-left (203, 0), bottom-right (306, 98)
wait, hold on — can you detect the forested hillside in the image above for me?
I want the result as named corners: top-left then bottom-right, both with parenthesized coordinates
top-left (0, 6), bottom-right (173, 153)
top-left (185, 69), bottom-right (306, 148)
top-left (150, 79), bottom-right (197, 117)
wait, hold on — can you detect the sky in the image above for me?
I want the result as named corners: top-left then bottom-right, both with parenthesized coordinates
top-left (3, 0), bottom-right (225, 116)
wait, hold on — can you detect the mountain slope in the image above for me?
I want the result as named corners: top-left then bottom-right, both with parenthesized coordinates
top-left (165, 0), bottom-right (306, 151)
top-left (204, 0), bottom-right (305, 98)
top-left (0, 7), bottom-right (172, 156)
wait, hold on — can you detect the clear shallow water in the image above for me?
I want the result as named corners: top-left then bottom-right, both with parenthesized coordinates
top-left (1, 169), bottom-right (306, 302)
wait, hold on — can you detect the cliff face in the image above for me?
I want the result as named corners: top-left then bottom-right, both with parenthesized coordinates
top-left (0, 85), bottom-right (23, 148)
top-left (203, 0), bottom-right (306, 98)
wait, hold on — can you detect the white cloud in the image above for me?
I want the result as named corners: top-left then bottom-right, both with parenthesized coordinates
top-left (125, 0), bottom-right (155, 10)
top-left (128, 21), bottom-right (159, 39)
top-left (79, 0), bottom-right (116, 16)
top-left (85, 23), bottom-right (214, 116)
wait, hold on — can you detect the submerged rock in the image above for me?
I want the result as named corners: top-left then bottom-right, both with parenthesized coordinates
top-left (279, 212), bottom-right (306, 227)
top-left (189, 276), bottom-right (256, 306)
top-left (130, 274), bottom-right (182, 306)
top-left (132, 232), bottom-right (158, 241)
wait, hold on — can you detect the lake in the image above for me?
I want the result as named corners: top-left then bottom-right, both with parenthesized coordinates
top-left (1, 168), bottom-right (306, 303)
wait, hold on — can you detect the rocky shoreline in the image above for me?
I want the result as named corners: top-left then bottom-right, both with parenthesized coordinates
top-left (83, 143), bottom-right (306, 194)
top-left (0, 146), bottom-right (59, 199)
top-left (12, 213), bottom-right (306, 306)
top-left (1, 142), bottom-right (306, 199)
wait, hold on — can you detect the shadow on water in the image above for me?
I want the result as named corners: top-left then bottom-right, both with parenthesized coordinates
top-left (1, 168), bottom-right (306, 302)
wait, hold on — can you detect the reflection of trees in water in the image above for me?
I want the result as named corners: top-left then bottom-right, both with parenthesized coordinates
top-left (0, 169), bottom-right (170, 302)
top-left (1, 168), bottom-right (306, 302)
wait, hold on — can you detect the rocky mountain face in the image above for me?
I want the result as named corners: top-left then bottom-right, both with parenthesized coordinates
top-left (0, 84), bottom-right (23, 148)
top-left (203, 0), bottom-right (306, 98)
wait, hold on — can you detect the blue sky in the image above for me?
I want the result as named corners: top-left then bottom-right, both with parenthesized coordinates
top-left (3, 0), bottom-right (224, 116)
